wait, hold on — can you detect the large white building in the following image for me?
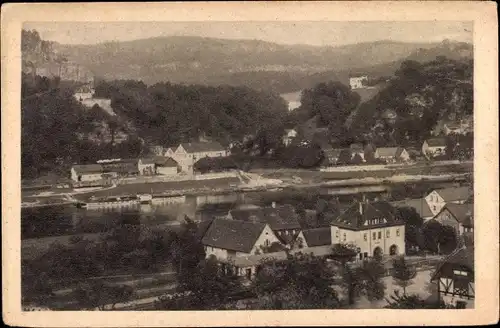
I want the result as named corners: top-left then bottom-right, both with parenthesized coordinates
top-left (349, 76), bottom-right (368, 89)
top-left (330, 201), bottom-right (406, 260)
top-left (170, 142), bottom-right (229, 173)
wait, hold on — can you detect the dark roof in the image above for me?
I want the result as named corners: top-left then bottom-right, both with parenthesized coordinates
top-left (180, 142), bottom-right (225, 153)
top-left (391, 198), bottom-right (434, 218)
top-left (196, 218), bottom-right (215, 242)
top-left (152, 157), bottom-right (178, 167)
top-left (350, 143), bottom-right (364, 152)
top-left (193, 156), bottom-right (238, 170)
top-left (435, 186), bottom-right (471, 202)
top-left (201, 218), bottom-right (266, 253)
top-left (331, 201), bottom-right (403, 230)
top-left (440, 203), bottom-right (474, 225)
top-left (302, 227), bottom-right (332, 247)
top-left (72, 164), bottom-right (103, 174)
top-left (228, 204), bottom-right (301, 230)
top-left (425, 138), bottom-right (447, 147)
top-left (431, 247), bottom-right (474, 281)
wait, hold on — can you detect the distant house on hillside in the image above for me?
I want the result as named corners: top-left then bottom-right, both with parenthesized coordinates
top-left (422, 138), bottom-right (447, 159)
top-left (321, 147), bottom-right (344, 166)
top-left (349, 76), bottom-right (368, 89)
top-left (374, 147), bottom-right (410, 163)
top-left (73, 83), bottom-right (95, 102)
top-left (282, 128), bottom-right (298, 146)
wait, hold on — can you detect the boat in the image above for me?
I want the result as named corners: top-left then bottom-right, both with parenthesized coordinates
top-left (137, 193), bottom-right (153, 204)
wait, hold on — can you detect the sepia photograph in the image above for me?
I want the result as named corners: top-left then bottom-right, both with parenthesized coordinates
top-left (2, 1), bottom-right (498, 327)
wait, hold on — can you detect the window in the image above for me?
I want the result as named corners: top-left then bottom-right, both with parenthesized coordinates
top-left (264, 239), bottom-right (270, 247)
top-left (336, 230), bottom-right (339, 238)
top-left (396, 229), bottom-right (400, 237)
top-left (386, 230), bottom-right (390, 238)
top-left (359, 253), bottom-right (363, 260)
top-left (364, 233), bottom-right (367, 241)
top-left (453, 270), bottom-right (468, 276)
top-left (378, 231), bottom-right (382, 239)
top-left (343, 233), bottom-right (346, 242)
top-left (364, 252), bottom-right (368, 258)
top-left (285, 230), bottom-right (289, 235)
top-left (373, 232), bottom-right (377, 240)
top-left (433, 206), bottom-right (437, 211)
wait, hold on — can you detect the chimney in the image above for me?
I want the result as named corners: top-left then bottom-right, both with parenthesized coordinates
top-left (272, 202), bottom-right (276, 208)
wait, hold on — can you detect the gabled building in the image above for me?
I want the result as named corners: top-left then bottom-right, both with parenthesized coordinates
top-left (70, 164), bottom-right (103, 182)
top-left (432, 203), bottom-right (474, 236)
top-left (374, 147), bottom-right (411, 163)
top-left (282, 129), bottom-right (298, 146)
top-left (391, 198), bottom-right (434, 222)
top-left (297, 227), bottom-right (332, 248)
top-left (431, 246), bottom-right (474, 308)
top-left (172, 141), bottom-right (229, 173)
top-left (422, 138), bottom-right (447, 159)
top-left (154, 157), bottom-right (179, 176)
top-left (227, 203), bottom-right (302, 246)
top-left (330, 201), bottom-right (405, 260)
top-left (321, 147), bottom-right (344, 167)
top-left (201, 218), bottom-right (282, 260)
top-left (425, 186), bottom-right (472, 215)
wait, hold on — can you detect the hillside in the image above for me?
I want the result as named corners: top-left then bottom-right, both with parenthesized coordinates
top-left (51, 36), bottom-right (472, 92)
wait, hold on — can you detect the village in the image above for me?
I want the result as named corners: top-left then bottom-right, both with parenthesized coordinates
top-left (19, 23), bottom-right (477, 312)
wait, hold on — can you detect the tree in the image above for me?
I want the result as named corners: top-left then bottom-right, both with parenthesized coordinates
top-left (251, 253), bottom-right (340, 309)
top-left (395, 206), bottom-right (423, 250)
top-left (73, 281), bottom-right (134, 310)
top-left (391, 256), bottom-right (417, 296)
top-left (157, 256), bottom-right (243, 310)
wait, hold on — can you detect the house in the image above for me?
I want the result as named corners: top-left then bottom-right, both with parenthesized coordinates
top-left (432, 203), bottom-right (474, 236)
top-left (227, 203), bottom-right (302, 246)
top-left (171, 142), bottom-right (229, 173)
top-left (193, 156), bottom-right (238, 174)
top-left (422, 138), bottom-right (447, 159)
top-left (425, 186), bottom-right (472, 215)
top-left (349, 76), bottom-right (368, 89)
top-left (99, 159), bottom-right (139, 177)
top-left (431, 246), bottom-right (474, 308)
top-left (349, 143), bottom-right (366, 162)
top-left (155, 157), bottom-right (179, 176)
top-left (73, 83), bottom-right (95, 102)
top-left (70, 164), bottom-right (103, 182)
top-left (150, 145), bottom-right (165, 156)
top-left (202, 218), bottom-right (282, 261)
top-left (330, 201), bottom-right (405, 260)
top-left (374, 147), bottom-right (411, 163)
top-left (296, 227), bottom-right (332, 248)
top-left (138, 158), bottom-right (156, 176)
top-left (282, 129), bottom-right (298, 146)
top-left (391, 198), bottom-right (434, 222)
top-left (321, 147), bottom-right (344, 166)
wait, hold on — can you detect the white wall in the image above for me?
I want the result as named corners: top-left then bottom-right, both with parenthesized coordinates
top-left (331, 224), bottom-right (405, 259)
top-left (157, 166), bottom-right (177, 176)
top-left (425, 191), bottom-right (446, 215)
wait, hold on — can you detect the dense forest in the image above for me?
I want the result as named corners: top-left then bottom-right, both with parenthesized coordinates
top-left (349, 57), bottom-right (473, 145)
top-left (94, 80), bottom-right (288, 149)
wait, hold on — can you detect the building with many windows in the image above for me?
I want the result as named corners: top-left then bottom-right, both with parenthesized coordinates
top-left (330, 200), bottom-right (406, 260)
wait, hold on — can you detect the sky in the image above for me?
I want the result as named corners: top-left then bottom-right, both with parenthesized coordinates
top-left (24, 21), bottom-right (473, 47)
